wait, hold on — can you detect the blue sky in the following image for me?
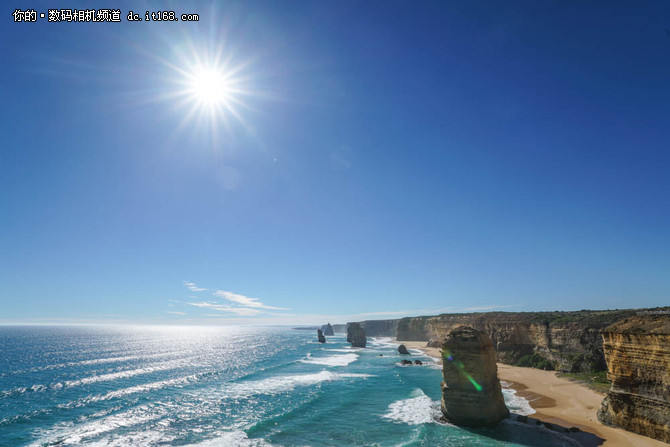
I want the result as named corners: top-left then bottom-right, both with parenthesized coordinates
top-left (1, 1), bottom-right (669, 325)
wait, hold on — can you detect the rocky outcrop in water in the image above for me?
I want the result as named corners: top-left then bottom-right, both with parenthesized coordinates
top-left (394, 309), bottom-right (656, 372)
top-left (347, 323), bottom-right (367, 348)
top-left (597, 314), bottom-right (670, 443)
top-left (441, 326), bottom-right (509, 427)
top-left (321, 323), bottom-right (334, 336)
top-left (317, 329), bottom-right (326, 343)
top-left (398, 344), bottom-right (410, 355)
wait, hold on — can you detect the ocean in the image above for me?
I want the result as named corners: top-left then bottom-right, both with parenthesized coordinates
top-left (0, 326), bottom-right (575, 446)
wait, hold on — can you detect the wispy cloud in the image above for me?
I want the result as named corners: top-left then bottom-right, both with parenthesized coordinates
top-left (165, 311), bottom-right (186, 316)
top-left (187, 301), bottom-right (262, 316)
top-left (213, 290), bottom-right (288, 310)
top-left (184, 281), bottom-right (207, 292)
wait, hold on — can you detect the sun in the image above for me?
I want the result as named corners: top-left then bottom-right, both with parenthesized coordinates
top-left (157, 40), bottom-right (261, 141)
top-left (188, 68), bottom-right (232, 106)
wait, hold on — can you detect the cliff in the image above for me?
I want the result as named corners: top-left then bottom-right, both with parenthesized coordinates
top-left (395, 309), bottom-right (649, 372)
top-left (357, 319), bottom-right (398, 337)
top-left (597, 314), bottom-right (670, 443)
top-left (441, 326), bottom-right (509, 426)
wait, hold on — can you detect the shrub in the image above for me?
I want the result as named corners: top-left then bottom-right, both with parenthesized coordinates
top-left (515, 354), bottom-right (554, 370)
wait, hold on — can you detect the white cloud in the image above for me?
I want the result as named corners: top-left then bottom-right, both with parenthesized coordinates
top-left (184, 281), bottom-right (207, 292)
top-left (213, 290), bottom-right (288, 310)
top-left (187, 301), bottom-right (262, 316)
top-left (165, 311), bottom-right (186, 316)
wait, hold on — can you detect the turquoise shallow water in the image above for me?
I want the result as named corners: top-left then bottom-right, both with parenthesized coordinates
top-left (0, 326), bottom-right (574, 446)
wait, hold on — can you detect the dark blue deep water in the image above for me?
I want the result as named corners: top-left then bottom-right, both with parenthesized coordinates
top-left (0, 326), bottom-right (574, 446)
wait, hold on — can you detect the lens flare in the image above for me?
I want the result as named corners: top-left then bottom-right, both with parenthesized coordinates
top-left (442, 349), bottom-right (483, 392)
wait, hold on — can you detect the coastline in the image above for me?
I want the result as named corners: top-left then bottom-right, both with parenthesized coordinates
top-left (400, 341), bottom-right (667, 447)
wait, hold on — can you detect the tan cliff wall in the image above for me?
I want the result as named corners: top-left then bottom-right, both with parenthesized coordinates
top-left (358, 319), bottom-right (398, 337)
top-left (597, 315), bottom-right (670, 443)
top-left (394, 309), bottom-right (652, 372)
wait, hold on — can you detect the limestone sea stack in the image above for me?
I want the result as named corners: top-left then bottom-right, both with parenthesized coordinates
top-left (597, 315), bottom-right (670, 443)
top-left (317, 329), bottom-right (326, 343)
top-left (441, 326), bottom-right (509, 427)
top-left (321, 323), bottom-right (335, 336)
top-left (398, 344), bottom-right (410, 355)
top-left (347, 323), bottom-right (367, 347)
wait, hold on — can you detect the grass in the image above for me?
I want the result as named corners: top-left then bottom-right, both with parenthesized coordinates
top-left (556, 371), bottom-right (611, 394)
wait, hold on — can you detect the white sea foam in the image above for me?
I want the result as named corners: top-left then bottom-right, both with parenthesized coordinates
top-left (368, 337), bottom-right (398, 349)
top-left (28, 405), bottom-right (165, 446)
top-left (34, 369), bottom-right (370, 446)
top-left (82, 431), bottom-right (177, 447)
top-left (69, 370), bottom-right (373, 408)
top-left (0, 386), bottom-right (27, 398)
top-left (0, 360), bottom-right (193, 399)
top-left (88, 374), bottom-right (198, 402)
top-left (300, 353), bottom-right (359, 367)
top-left (64, 359), bottom-right (191, 387)
top-left (502, 385), bottom-right (536, 416)
top-left (382, 389), bottom-right (444, 425)
top-left (222, 371), bottom-right (373, 398)
top-left (184, 431), bottom-right (273, 447)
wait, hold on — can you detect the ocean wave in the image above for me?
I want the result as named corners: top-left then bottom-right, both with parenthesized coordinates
top-left (382, 389), bottom-right (444, 425)
top-left (300, 353), bottom-right (359, 367)
top-left (27, 405), bottom-right (165, 446)
top-left (31, 372), bottom-right (373, 446)
top-left (184, 431), bottom-right (273, 447)
top-left (222, 371), bottom-right (373, 398)
top-left (367, 337), bottom-right (398, 349)
top-left (502, 386), bottom-right (536, 416)
top-left (0, 383), bottom-right (60, 399)
top-left (0, 359), bottom-right (194, 399)
top-left (81, 374), bottom-right (198, 404)
top-left (61, 370), bottom-right (373, 409)
top-left (63, 359), bottom-right (192, 387)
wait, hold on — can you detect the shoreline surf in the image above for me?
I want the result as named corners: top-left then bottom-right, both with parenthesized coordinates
top-left (399, 340), bottom-right (667, 447)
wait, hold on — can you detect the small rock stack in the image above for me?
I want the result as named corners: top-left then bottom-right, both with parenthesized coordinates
top-left (317, 329), bottom-right (326, 343)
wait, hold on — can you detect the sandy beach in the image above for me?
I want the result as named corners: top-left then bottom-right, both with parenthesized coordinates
top-left (401, 341), bottom-right (667, 447)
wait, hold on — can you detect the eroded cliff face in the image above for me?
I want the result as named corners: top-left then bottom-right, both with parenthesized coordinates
top-left (441, 326), bottom-right (509, 427)
top-left (357, 319), bottom-right (398, 337)
top-left (597, 315), bottom-right (670, 443)
top-left (396, 310), bottom-right (644, 372)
